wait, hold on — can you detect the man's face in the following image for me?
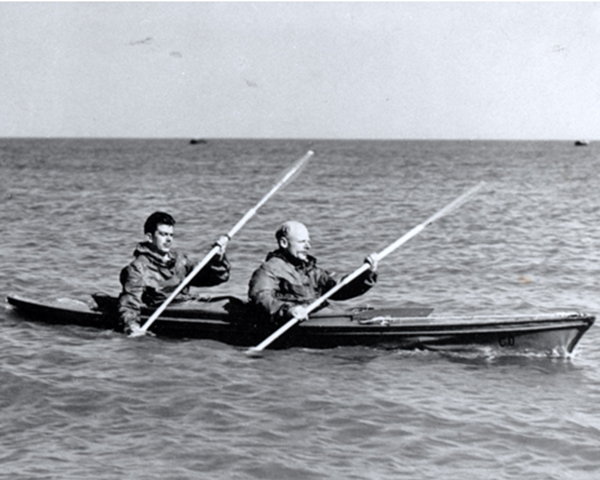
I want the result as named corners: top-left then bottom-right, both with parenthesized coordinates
top-left (148, 224), bottom-right (174, 254)
top-left (282, 224), bottom-right (311, 262)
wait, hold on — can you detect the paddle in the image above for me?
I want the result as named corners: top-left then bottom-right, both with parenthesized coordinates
top-left (134, 150), bottom-right (315, 335)
top-left (246, 181), bottom-right (485, 355)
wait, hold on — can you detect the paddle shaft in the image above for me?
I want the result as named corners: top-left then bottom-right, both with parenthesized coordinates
top-left (248, 181), bottom-right (485, 352)
top-left (139, 150), bottom-right (314, 332)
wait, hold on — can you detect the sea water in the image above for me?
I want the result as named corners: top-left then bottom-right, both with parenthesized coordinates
top-left (1, 138), bottom-right (599, 479)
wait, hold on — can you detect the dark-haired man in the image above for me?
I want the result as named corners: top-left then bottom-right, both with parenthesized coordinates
top-left (118, 211), bottom-right (230, 335)
top-left (248, 220), bottom-right (378, 327)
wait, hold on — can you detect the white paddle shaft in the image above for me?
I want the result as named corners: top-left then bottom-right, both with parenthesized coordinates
top-left (247, 181), bottom-right (485, 353)
top-left (139, 150), bottom-right (314, 333)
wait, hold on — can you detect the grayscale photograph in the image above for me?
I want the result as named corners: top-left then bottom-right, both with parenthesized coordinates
top-left (1, 2), bottom-right (599, 479)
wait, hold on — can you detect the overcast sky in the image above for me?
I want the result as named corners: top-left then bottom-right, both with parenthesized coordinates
top-left (1, 2), bottom-right (599, 140)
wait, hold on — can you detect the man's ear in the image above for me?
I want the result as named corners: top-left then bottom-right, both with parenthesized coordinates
top-left (145, 232), bottom-right (153, 243)
top-left (278, 237), bottom-right (288, 249)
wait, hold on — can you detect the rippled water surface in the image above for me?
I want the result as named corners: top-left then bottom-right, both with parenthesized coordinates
top-left (2, 138), bottom-right (600, 479)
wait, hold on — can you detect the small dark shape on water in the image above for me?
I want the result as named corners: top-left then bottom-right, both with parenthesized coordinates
top-left (190, 139), bottom-right (208, 145)
top-left (574, 140), bottom-right (590, 146)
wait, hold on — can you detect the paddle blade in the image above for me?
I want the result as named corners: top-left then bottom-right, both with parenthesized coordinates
top-left (271, 150), bottom-right (313, 192)
top-left (246, 317), bottom-right (301, 353)
top-left (226, 150), bottom-right (315, 240)
top-left (245, 347), bottom-right (265, 358)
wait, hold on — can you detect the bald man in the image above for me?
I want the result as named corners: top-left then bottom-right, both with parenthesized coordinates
top-left (248, 221), bottom-right (378, 327)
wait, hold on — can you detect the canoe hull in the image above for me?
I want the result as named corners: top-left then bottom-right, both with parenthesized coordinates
top-left (5, 294), bottom-right (595, 355)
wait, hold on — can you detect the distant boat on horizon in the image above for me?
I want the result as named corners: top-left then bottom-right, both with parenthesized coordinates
top-left (189, 138), bottom-right (208, 145)
top-left (574, 140), bottom-right (590, 146)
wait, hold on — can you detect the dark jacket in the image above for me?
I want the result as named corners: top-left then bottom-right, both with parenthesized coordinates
top-left (118, 242), bottom-right (230, 328)
top-left (248, 248), bottom-right (377, 326)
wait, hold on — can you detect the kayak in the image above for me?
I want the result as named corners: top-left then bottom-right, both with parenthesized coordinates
top-left (5, 294), bottom-right (594, 355)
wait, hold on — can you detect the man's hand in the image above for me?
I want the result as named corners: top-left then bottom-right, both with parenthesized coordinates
top-left (365, 253), bottom-right (379, 272)
top-left (214, 235), bottom-right (229, 257)
top-left (126, 322), bottom-right (146, 337)
top-left (288, 305), bottom-right (309, 322)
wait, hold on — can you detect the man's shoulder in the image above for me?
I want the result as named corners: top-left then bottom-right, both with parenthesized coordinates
top-left (263, 250), bottom-right (293, 266)
top-left (252, 251), bottom-right (287, 275)
top-left (122, 255), bottom-right (149, 275)
top-left (131, 251), bottom-right (153, 264)
top-left (124, 248), bottom-right (165, 270)
top-left (257, 251), bottom-right (319, 274)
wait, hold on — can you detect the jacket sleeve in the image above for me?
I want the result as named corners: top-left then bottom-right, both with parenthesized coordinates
top-left (188, 253), bottom-right (231, 287)
top-left (318, 268), bottom-right (378, 301)
top-left (117, 263), bottom-right (145, 329)
top-left (248, 265), bottom-right (293, 324)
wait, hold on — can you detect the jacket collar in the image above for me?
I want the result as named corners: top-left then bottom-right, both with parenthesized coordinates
top-left (134, 241), bottom-right (176, 267)
top-left (266, 248), bottom-right (316, 269)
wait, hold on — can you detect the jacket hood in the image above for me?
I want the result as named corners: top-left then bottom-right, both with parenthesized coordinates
top-left (133, 241), bottom-right (176, 267)
top-left (266, 248), bottom-right (317, 269)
